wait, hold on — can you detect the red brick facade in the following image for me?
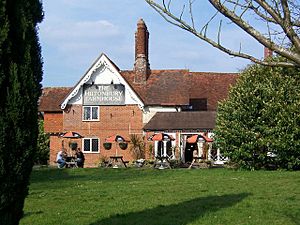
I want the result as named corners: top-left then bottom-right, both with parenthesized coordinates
top-left (47, 104), bottom-right (143, 167)
top-left (44, 112), bottom-right (64, 133)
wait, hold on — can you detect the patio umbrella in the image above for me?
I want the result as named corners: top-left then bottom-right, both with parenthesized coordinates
top-left (60, 131), bottom-right (82, 138)
top-left (105, 135), bottom-right (128, 156)
top-left (186, 133), bottom-right (213, 158)
top-left (105, 135), bottom-right (126, 143)
top-left (186, 133), bottom-right (213, 143)
top-left (148, 133), bottom-right (175, 157)
top-left (60, 131), bottom-right (83, 154)
top-left (148, 133), bottom-right (175, 141)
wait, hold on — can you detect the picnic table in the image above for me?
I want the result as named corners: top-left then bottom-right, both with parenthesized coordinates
top-left (65, 156), bottom-right (78, 168)
top-left (188, 156), bottom-right (203, 169)
top-left (110, 156), bottom-right (129, 168)
top-left (154, 156), bottom-right (171, 169)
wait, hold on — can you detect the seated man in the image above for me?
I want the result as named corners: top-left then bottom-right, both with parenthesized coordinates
top-left (56, 148), bottom-right (67, 168)
top-left (75, 148), bottom-right (85, 168)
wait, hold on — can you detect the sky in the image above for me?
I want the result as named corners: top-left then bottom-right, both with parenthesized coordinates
top-left (39, 0), bottom-right (263, 87)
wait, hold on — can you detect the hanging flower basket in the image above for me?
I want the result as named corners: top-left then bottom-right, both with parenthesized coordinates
top-left (103, 142), bottom-right (112, 150)
top-left (69, 142), bottom-right (78, 150)
top-left (119, 142), bottom-right (128, 150)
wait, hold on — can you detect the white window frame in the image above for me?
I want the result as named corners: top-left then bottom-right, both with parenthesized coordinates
top-left (82, 138), bottom-right (100, 153)
top-left (82, 106), bottom-right (100, 121)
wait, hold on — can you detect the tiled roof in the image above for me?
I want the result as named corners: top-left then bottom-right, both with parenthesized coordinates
top-left (121, 70), bottom-right (191, 105)
top-left (121, 70), bottom-right (238, 109)
top-left (39, 87), bottom-right (72, 112)
top-left (143, 111), bottom-right (217, 131)
top-left (188, 72), bottom-right (238, 110)
top-left (39, 70), bottom-right (238, 112)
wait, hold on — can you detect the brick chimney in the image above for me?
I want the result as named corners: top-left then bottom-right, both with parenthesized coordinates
top-left (264, 47), bottom-right (273, 59)
top-left (134, 18), bottom-right (150, 83)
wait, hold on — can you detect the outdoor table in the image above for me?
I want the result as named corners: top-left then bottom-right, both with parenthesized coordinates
top-left (188, 156), bottom-right (202, 169)
top-left (154, 156), bottom-right (171, 169)
top-left (65, 156), bottom-right (78, 168)
top-left (109, 156), bottom-right (128, 168)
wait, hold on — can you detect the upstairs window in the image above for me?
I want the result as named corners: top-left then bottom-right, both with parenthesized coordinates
top-left (183, 98), bottom-right (207, 111)
top-left (83, 106), bottom-right (99, 121)
top-left (83, 138), bottom-right (99, 153)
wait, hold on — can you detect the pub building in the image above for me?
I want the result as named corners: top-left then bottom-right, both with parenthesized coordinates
top-left (39, 19), bottom-right (238, 167)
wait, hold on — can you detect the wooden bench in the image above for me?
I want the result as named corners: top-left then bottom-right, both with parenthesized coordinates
top-left (122, 160), bottom-right (129, 168)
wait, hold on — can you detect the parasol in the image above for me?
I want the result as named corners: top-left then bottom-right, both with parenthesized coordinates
top-left (186, 133), bottom-right (213, 158)
top-left (148, 133), bottom-right (175, 157)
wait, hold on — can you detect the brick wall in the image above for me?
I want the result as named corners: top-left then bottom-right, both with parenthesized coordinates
top-left (44, 112), bottom-right (64, 133)
top-left (60, 104), bottom-right (144, 167)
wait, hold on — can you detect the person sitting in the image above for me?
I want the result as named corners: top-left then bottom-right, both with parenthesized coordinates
top-left (75, 148), bottom-right (85, 168)
top-left (56, 148), bottom-right (67, 168)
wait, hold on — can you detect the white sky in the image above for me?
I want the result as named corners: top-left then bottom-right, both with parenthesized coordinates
top-left (39, 0), bottom-right (263, 87)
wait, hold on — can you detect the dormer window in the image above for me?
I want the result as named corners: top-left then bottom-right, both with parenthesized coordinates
top-left (83, 106), bottom-right (99, 121)
top-left (183, 98), bottom-right (207, 111)
top-left (190, 98), bottom-right (207, 111)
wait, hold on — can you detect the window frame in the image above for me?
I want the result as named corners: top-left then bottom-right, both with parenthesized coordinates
top-left (82, 138), bottom-right (100, 153)
top-left (82, 106), bottom-right (100, 121)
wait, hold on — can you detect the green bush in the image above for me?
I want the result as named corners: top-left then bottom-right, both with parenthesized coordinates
top-left (215, 64), bottom-right (300, 170)
top-left (35, 120), bottom-right (49, 165)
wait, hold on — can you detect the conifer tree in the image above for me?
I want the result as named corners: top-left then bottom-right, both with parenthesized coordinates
top-left (0, 0), bottom-right (43, 224)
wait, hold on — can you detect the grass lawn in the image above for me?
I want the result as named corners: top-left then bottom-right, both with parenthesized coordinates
top-left (20, 168), bottom-right (300, 225)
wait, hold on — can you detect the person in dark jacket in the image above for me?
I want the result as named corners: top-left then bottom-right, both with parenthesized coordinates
top-left (75, 148), bottom-right (85, 168)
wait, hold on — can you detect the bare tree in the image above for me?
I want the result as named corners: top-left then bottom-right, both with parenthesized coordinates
top-left (145, 0), bottom-right (300, 67)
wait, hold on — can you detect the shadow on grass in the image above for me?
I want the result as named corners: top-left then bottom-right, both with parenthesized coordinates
top-left (23, 210), bottom-right (43, 218)
top-left (30, 167), bottom-right (176, 184)
top-left (90, 193), bottom-right (251, 225)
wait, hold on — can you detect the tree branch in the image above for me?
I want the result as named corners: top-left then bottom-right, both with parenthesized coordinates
top-left (145, 0), bottom-right (300, 67)
top-left (209, 0), bottom-right (300, 65)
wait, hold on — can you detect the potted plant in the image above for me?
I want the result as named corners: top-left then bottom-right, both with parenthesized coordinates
top-left (119, 142), bottom-right (128, 150)
top-left (129, 134), bottom-right (145, 159)
top-left (69, 142), bottom-right (78, 150)
top-left (103, 142), bottom-right (112, 150)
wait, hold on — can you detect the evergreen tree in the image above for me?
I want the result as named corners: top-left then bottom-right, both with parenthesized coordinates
top-left (0, 0), bottom-right (43, 224)
top-left (215, 64), bottom-right (300, 170)
top-left (35, 120), bottom-right (49, 165)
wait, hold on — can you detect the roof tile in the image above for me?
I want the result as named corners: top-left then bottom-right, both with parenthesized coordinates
top-left (39, 70), bottom-right (238, 111)
top-left (39, 87), bottom-right (72, 112)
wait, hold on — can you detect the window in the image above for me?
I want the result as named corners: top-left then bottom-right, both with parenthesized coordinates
top-left (83, 106), bottom-right (99, 121)
top-left (182, 98), bottom-right (207, 111)
top-left (83, 138), bottom-right (99, 153)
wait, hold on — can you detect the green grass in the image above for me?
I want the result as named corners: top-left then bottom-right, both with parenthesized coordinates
top-left (20, 168), bottom-right (300, 225)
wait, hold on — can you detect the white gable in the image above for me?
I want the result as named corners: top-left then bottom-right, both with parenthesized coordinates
top-left (61, 54), bottom-right (144, 109)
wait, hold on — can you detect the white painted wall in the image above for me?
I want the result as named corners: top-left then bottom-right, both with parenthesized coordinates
top-left (61, 54), bottom-right (144, 110)
top-left (68, 62), bottom-right (141, 106)
top-left (143, 106), bottom-right (181, 124)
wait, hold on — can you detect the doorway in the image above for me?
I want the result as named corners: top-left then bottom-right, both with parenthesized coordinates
top-left (184, 142), bottom-right (197, 163)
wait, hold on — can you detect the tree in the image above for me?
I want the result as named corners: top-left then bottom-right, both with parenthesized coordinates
top-left (129, 134), bottom-right (145, 160)
top-left (145, 0), bottom-right (300, 67)
top-left (0, 0), bottom-right (43, 224)
top-left (35, 120), bottom-right (50, 165)
top-left (214, 62), bottom-right (300, 170)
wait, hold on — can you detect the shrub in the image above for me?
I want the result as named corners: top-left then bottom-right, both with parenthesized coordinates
top-left (129, 134), bottom-right (145, 160)
top-left (215, 64), bottom-right (300, 170)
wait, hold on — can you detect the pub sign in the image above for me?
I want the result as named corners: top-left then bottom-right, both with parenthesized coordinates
top-left (83, 84), bottom-right (125, 105)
